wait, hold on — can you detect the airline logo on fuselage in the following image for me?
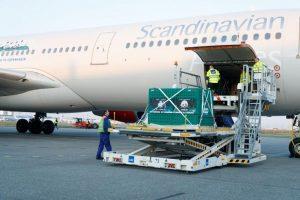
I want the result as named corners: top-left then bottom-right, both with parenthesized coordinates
top-left (0, 41), bottom-right (29, 52)
top-left (137, 15), bottom-right (285, 39)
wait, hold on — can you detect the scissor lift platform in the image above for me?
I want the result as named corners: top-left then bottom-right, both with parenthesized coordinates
top-left (104, 127), bottom-right (266, 172)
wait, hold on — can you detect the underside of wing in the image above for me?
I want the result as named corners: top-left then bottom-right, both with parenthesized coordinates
top-left (0, 68), bottom-right (60, 96)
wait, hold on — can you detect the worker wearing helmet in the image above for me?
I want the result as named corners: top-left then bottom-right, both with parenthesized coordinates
top-left (96, 110), bottom-right (112, 160)
top-left (206, 65), bottom-right (221, 92)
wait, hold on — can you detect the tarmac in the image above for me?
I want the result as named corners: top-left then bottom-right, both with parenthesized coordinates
top-left (0, 127), bottom-right (300, 200)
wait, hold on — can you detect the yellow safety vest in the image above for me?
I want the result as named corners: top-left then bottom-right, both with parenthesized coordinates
top-left (253, 61), bottom-right (264, 73)
top-left (97, 117), bottom-right (104, 133)
top-left (206, 69), bottom-right (220, 84)
top-left (240, 71), bottom-right (251, 84)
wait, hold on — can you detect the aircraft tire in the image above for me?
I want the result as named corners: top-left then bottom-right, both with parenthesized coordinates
top-left (289, 138), bottom-right (300, 158)
top-left (16, 119), bottom-right (29, 133)
top-left (42, 120), bottom-right (55, 135)
top-left (28, 119), bottom-right (42, 134)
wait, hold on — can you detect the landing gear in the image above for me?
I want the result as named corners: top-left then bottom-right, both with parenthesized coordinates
top-left (289, 115), bottom-right (300, 158)
top-left (16, 112), bottom-right (55, 135)
top-left (28, 118), bottom-right (42, 134)
top-left (16, 119), bottom-right (29, 133)
top-left (42, 120), bottom-right (55, 135)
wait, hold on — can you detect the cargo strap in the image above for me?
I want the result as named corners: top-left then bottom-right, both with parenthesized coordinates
top-left (157, 88), bottom-right (193, 125)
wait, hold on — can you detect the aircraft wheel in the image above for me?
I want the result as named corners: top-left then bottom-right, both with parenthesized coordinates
top-left (16, 119), bottom-right (29, 133)
top-left (289, 138), bottom-right (300, 158)
top-left (42, 120), bottom-right (55, 135)
top-left (28, 119), bottom-right (42, 134)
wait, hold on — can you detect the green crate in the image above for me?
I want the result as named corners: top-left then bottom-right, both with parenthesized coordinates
top-left (147, 88), bottom-right (214, 126)
top-left (148, 113), bottom-right (214, 126)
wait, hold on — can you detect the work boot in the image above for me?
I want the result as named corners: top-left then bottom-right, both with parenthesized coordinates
top-left (96, 156), bottom-right (104, 160)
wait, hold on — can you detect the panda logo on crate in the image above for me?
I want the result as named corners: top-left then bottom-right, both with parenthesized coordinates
top-left (180, 100), bottom-right (189, 109)
top-left (157, 100), bottom-right (166, 111)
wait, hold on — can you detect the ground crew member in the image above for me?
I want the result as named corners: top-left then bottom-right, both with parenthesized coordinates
top-left (206, 65), bottom-right (221, 92)
top-left (239, 68), bottom-right (251, 84)
top-left (253, 58), bottom-right (265, 79)
top-left (54, 118), bottom-right (59, 130)
top-left (96, 110), bottom-right (112, 160)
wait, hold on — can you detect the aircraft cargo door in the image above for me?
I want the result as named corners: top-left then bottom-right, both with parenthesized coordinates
top-left (91, 32), bottom-right (115, 65)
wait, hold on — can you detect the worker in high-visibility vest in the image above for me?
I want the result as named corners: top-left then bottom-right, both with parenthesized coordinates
top-left (96, 110), bottom-right (112, 160)
top-left (239, 69), bottom-right (251, 84)
top-left (206, 65), bottom-right (221, 92)
top-left (253, 58), bottom-right (265, 80)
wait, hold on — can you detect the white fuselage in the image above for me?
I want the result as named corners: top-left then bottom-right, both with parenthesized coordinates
top-left (0, 10), bottom-right (299, 115)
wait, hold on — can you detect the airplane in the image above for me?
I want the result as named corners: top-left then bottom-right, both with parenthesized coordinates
top-left (0, 9), bottom-right (299, 151)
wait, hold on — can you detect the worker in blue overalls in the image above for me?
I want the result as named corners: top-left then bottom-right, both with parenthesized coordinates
top-left (96, 110), bottom-right (112, 160)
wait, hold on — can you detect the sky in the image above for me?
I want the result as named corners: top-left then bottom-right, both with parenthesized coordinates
top-left (0, 0), bottom-right (297, 129)
top-left (0, 0), bottom-right (300, 37)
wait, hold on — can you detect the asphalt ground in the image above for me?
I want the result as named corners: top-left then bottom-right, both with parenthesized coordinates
top-left (0, 127), bottom-right (300, 200)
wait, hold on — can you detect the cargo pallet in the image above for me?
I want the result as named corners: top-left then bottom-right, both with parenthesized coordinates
top-left (104, 128), bottom-right (266, 172)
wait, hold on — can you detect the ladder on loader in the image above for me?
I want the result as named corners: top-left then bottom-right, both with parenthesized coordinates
top-left (234, 65), bottom-right (276, 159)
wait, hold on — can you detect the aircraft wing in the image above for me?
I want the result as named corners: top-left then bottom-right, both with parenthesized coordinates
top-left (0, 68), bottom-right (60, 96)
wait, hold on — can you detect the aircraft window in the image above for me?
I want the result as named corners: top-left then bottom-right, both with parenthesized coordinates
top-left (125, 43), bottom-right (130, 48)
top-left (242, 34), bottom-right (248, 41)
top-left (149, 41), bottom-right (154, 47)
top-left (192, 38), bottom-right (198, 44)
top-left (42, 49), bottom-right (46, 54)
top-left (71, 47), bottom-right (76, 52)
top-left (78, 46), bottom-right (82, 51)
top-left (11, 51), bottom-right (14, 56)
top-left (275, 32), bottom-right (282, 39)
top-left (141, 41), bottom-right (146, 47)
top-left (211, 36), bottom-right (217, 43)
top-left (6, 51), bottom-right (9, 56)
top-left (133, 42), bottom-right (138, 48)
top-left (53, 48), bottom-right (57, 53)
top-left (157, 40), bottom-right (162, 47)
top-left (221, 36), bottom-right (227, 42)
top-left (26, 50), bottom-right (30, 55)
top-left (20, 50), bottom-right (24, 55)
top-left (65, 47), bottom-right (70, 52)
top-left (231, 35), bottom-right (238, 42)
top-left (84, 46), bottom-right (88, 51)
top-left (1, 51), bottom-right (4, 56)
top-left (265, 33), bottom-right (271, 40)
top-left (174, 39), bottom-right (180, 45)
top-left (202, 37), bottom-right (207, 43)
top-left (253, 33), bottom-right (259, 40)
top-left (183, 38), bottom-right (189, 45)
top-left (31, 50), bottom-right (35, 54)
top-left (16, 51), bottom-right (19, 56)
top-left (59, 48), bottom-right (63, 53)
top-left (48, 48), bottom-right (52, 53)
top-left (166, 40), bottom-right (171, 46)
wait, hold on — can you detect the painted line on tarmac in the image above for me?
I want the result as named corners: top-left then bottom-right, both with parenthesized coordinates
top-left (31, 155), bottom-right (41, 158)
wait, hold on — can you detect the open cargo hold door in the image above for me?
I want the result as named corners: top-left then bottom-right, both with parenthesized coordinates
top-left (185, 43), bottom-right (258, 65)
top-left (185, 43), bottom-right (259, 114)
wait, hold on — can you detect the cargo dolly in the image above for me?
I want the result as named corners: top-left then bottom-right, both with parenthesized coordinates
top-left (104, 44), bottom-right (277, 172)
